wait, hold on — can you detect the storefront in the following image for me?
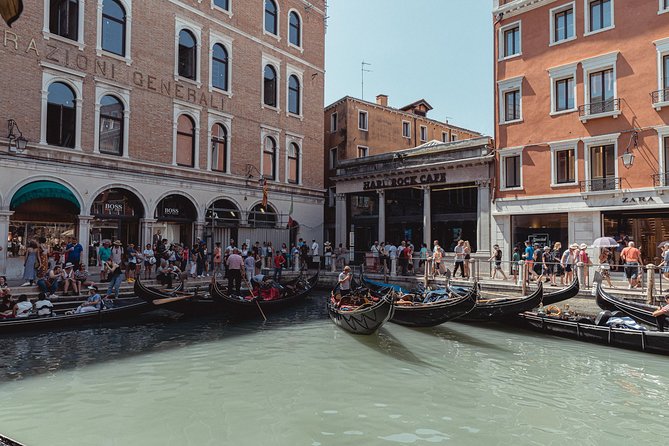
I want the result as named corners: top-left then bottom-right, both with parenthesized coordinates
top-left (205, 199), bottom-right (240, 249)
top-left (603, 211), bottom-right (669, 264)
top-left (511, 213), bottom-right (569, 252)
top-left (90, 188), bottom-right (144, 246)
top-left (154, 194), bottom-right (198, 246)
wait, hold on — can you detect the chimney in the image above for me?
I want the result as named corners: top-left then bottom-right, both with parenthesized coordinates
top-left (375, 94), bottom-right (388, 107)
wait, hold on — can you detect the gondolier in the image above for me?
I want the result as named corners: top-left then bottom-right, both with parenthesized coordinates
top-left (226, 248), bottom-right (244, 294)
top-left (338, 266), bottom-right (353, 294)
top-left (652, 295), bottom-right (669, 329)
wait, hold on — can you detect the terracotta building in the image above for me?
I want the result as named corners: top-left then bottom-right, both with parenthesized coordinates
top-left (492, 0), bottom-right (669, 262)
top-left (323, 95), bottom-right (484, 254)
top-left (0, 0), bottom-right (326, 275)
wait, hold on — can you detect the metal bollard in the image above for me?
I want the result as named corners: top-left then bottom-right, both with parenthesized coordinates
top-left (646, 264), bottom-right (655, 304)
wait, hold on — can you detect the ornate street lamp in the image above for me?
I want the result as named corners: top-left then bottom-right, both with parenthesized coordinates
top-left (7, 119), bottom-right (28, 153)
top-left (621, 131), bottom-right (638, 169)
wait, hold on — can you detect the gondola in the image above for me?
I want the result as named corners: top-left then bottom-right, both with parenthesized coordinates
top-left (360, 273), bottom-right (477, 327)
top-left (209, 272), bottom-right (319, 318)
top-left (455, 282), bottom-right (544, 322)
top-left (450, 277), bottom-right (579, 306)
top-left (134, 276), bottom-right (204, 314)
top-left (515, 311), bottom-right (669, 356)
top-left (0, 296), bottom-right (152, 334)
top-left (594, 275), bottom-right (667, 330)
top-left (327, 286), bottom-right (394, 335)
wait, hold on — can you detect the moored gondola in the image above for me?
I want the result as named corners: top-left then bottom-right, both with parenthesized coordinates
top-left (209, 272), bottom-right (319, 318)
top-left (515, 311), bottom-right (669, 355)
top-left (327, 286), bottom-right (394, 335)
top-left (594, 277), bottom-right (667, 330)
top-left (360, 273), bottom-right (476, 327)
top-left (134, 276), bottom-right (204, 314)
top-left (455, 282), bottom-right (544, 322)
top-left (542, 276), bottom-right (580, 305)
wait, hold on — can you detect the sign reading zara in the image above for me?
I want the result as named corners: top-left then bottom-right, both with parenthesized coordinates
top-left (363, 172), bottom-right (447, 191)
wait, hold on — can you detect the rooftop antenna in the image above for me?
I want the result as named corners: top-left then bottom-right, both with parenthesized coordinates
top-left (361, 60), bottom-right (372, 100)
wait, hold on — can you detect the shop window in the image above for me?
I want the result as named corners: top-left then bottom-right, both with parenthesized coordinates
top-left (289, 11), bottom-right (301, 47)
top-left (263, 65), bottom-right (278, 107)
top-left (586, 0), bottom-right (613, 35)
top-left (288, 75), bottom-right (301, 115)
top-left (101, 0), bottom-right (126, 56)
top-left (211, 123), bottom-right (228, 172)
top-left (264, 0), bottom-right (278, 35)
top-left (178, 29), bottom-right (197, 80)
top-left (287, 142), bottom-right (300, 183)
top-left (550, 3), bottom-right (574, 45)
top-left (176, 114), bottom-right (195, 167)
top-left (420, 126), bottom-right (427, 142)
top-left (358, 110), bottom-right (368, 131)
top-left (499, 21), bottom-right (521, 59)
top-left (212, 43), bottom-right (229, 91)
top-left (263, 136), bottom-right (277, 180)
top-left (49, 0), bottom-right (79, 41)
top-left (99, 95), bottom-right (124, 156)
top-left (331, 113), bottom-right (338, 132)
top-left (46, 82), bottom-right (77, 148)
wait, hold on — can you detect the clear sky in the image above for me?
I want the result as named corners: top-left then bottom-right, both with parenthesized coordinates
top-left (324, 0), bottom-right (494, 137)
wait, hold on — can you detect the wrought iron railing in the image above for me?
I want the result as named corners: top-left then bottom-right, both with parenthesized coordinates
top-left (578, 98), bottom-right (620, 117)
top-left (653, 173), bottom-right (669, 187)
top-left (651, 88), bottom-right (669, 105)
top-left (579, 177), bottom-right (621, 192)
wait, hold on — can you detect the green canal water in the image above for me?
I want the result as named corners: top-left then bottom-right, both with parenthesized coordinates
top-left (1, 292), bottom-right (668, 445)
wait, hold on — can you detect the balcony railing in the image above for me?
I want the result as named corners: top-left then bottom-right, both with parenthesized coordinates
top-left (578, 98), bottom-right (620, 117)
top-left (579, 177), bottom-right (621, 193)
top-left (653, 173), bottom-right (669, 187)
top-left (651, 88), bottom-right (669, 106)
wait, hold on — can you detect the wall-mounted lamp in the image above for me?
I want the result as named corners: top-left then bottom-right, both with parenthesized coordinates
top-left (7, 119), bottom-right (28, 153)
top-left (621, 131), bottom-right (638, 169)
top-left (245, 163), bottom-right (265, 186)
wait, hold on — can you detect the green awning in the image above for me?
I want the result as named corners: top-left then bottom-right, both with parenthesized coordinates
top-left (10, 181), bottom-right (80, 211)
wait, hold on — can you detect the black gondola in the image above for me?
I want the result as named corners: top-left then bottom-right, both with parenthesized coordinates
top-left (515, 311), bottom-right (669, 355)
top-left (450, 277), bottom-right (579, 307)
top-left (209, 272), bottom-right (319, 318)
top-left (594, 277), bottom-right (667, 330)
top-left (360, 273), bottom-right (477, 327)
top-left (327, 286), bottom-right (394, 335)
top-left (134, 277), bottom-right (205, 314)
top-left (0, 297), bottom-right (151, 334)
top-left (455, 282), bottom-right (544, 322)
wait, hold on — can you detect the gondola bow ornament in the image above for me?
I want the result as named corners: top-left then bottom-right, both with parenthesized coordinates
top-left (0, 0), bottom-right (23, 27)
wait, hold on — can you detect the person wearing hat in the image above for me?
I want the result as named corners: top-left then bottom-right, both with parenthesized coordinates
top-left (578, 243), bottom-right (592, 287)
top-left (652, 295), bottom-right (669, 331)
top-left (61, 262), bottom-right (78, 296)
top-left (338, 265), bottom-right (353, 294)
top-left (74, 285), bottom-right (103, 314)
top-left (111, 240), bottom-right (124, 266)
top-left (561, 243), bottom-right (579, 285)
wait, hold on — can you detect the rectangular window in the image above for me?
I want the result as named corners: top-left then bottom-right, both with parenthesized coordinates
top-left (329, 148), bottom-right (338, 170)
top-left (504, 155), bottom-right (521, 188)
top-left (589, 0), bottom-right (612, 33)
top-left (555, 77), bottom-right (575, 111)
top-left (442, 131), bottom-right (449, 142)
top-left (214, 0), bottom-right (229, 10)
top-left (451, 134), bottom-right (458, 142)
top-left (402, 121), bottom-right (411, 138)
top-left (50, 0), bottom-right (79, 41)
top-left (664, 55), bottom-right (669, 89)
top-left (504, 26), bottom-right (520, 57)
top-left (358, 111), bottom-right (368, 131)
top-left (554, 6), bottom-right (574, 43)
top-left (331, 112), bottom-right (338, 132)
top-left (589, 69), bottom-right (614, 113)
top-left (665, 137), bottom-right (669, 174)
top-left (328, 187), bottom-right (336, 208)
top-left (663, 0), bottom-right (669, 12)
top-left (357, 146), bottom-right (368, 158)
top-left (420, 126), bottom-right (427, 142)
top-left (555, 148), bottom-right (575, 184)
top-left (504, 90), bottom-right (521, 122)
top-left (590, 144), bottom-right (616, 190)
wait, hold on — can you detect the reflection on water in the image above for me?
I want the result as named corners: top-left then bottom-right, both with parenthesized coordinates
top-left (1, 291), bottom-right (669, 445)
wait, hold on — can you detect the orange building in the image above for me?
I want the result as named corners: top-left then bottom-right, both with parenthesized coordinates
top-left (492, 0), bottom-right (669, 262)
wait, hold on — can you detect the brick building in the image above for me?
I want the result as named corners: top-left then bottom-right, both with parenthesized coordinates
top-left (0, 0), bottom-right (326, 275)
top-left (492, 0), bottom-right (669, 263)
top-left (323, 94), bottom-right (486, 255)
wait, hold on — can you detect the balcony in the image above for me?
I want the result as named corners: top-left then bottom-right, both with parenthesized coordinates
top-left (653, 173), bottom-right (669, 187)
top-left (579, 177), bottom-right (621, 193)
top-left (578, 98), bottom-right (621, 123)
top-left (651, 88), bottom-right (669, 110)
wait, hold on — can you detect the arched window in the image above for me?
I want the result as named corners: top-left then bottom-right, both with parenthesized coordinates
top-left (249, 203), bottom-right (277, 228)
top-left (288, 142), bottom-right (299, 184)
top-left (176, 114), bottom-right (195, 167)
top-left (50, 0), bottom-right (79, 41)
top-left (101, 0), bottom-right (126, 56)
top-left (212, 43), bottom-right (229, 91)
top-left (289, 11), bottom-right (301, 47)
top-left (263, 65), bottom-right (277, 107)
top-left (211, 123), bottom-right (228, 172)
top-left (178, 29), bottom-right (197, 80)
top-left (288, 75), bottom-right (300, 115)
top-left (263, 136), bottom-right (277, 180)
top-left (46, 82), bottom-right (76, 148)
top-left (264, 0), bottom-right (278, 35)
top-left (99, 95), bottom-right (124, 156)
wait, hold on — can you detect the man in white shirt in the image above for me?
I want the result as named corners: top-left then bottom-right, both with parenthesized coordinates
top-left (370, 241), bottom-right (380, 270)
top-left (311, 239), bottom-right (319, 269)
top-left (35, 293), bottom-right (54, 317)
top-left (387, 243), bottom-right (398, 276)
top-left (338, 266), bottom-right (353, 293)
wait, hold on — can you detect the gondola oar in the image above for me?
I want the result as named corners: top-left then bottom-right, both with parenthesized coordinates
top-left (243, 274), bottom-right (267, 321)
top-left (152, 295), bottom-right (192, 306)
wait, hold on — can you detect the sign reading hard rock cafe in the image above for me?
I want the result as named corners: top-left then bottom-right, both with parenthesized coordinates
top-left (363, 172), bottom-right (447, 191)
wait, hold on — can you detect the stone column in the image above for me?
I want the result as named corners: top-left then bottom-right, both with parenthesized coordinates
top-left (0, 211), bottom-right (13, 275)
top-left (377, 190), bottom-right (386, 243)
top-left (335, 193), bottom-right (347, 249)
top-left (476, 180), bottom-right (491, 255)
top-left (423, 186), bottom-right (431, 247)
top-left (140, 218), bottom-right (157, 250)
top-left (195, 220), bottom-right (206, 242)
top-left (77, 216), bottom-right (93, 267)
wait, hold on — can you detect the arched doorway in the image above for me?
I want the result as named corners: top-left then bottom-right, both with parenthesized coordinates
top-left (9, 180), bottom-right (81, 259)
top-left (205, 199), bottom-right (240, 248)
top-left (154, 194), bottom-right (198, 246)
top-left (90, 188), bottom-right (144, 246)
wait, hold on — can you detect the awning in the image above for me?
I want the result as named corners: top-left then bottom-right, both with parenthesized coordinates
top-left (10, 181), bottom-right (80, 211)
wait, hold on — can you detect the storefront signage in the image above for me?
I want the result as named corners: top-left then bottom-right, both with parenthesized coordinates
top-left (104, 203), bottom-right (124, 214)
top-left (363, 172), bottom-right (447, 191)
top-left (163, 207), bottom-right (180, 216)
top-left (622, 197), bottom-right (654, 204)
